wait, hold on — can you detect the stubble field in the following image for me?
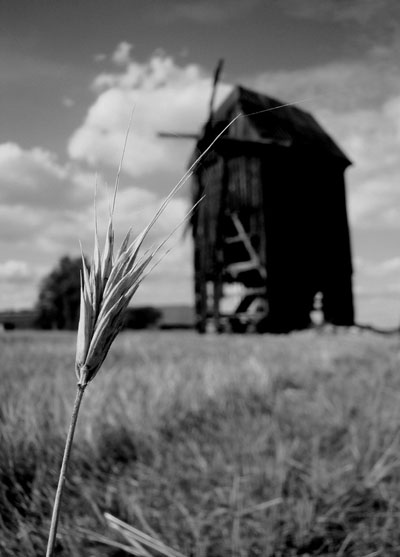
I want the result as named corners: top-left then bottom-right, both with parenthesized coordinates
top-left (1, 329), bottom-right (400, 556)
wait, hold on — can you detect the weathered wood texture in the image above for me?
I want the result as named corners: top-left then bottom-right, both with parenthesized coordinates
top-left (191, 86), bottom-right (354, 333)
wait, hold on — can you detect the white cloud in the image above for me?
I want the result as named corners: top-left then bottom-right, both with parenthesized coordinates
top-left (132, 234), bottom-right (194, 306)
top-left (73, 183), bottom-right (191, 262)
top-left (347, 171), bottom-right (400, 228)
top-left (68, 50), bottom-right (231, 180)
top-left (0, 143), bottom-right (96, 279)
top-left (0, 142), bottom-right (96, 209)
top-left (356, 257), bottom-right (400, 279)
top-left (111, 41), bottom-right (133, 66)
top-left (0, 179), bottom-right (193, 310)
top-left (0, 260), bottom-right (47, 310)
top-left (0, 282), bottom-right (39, 311)
top-left (355, 294), bottom-right (400, 328)
top-left (0, 260), bottom-right (33, 282)
top-left (0, 204), bottom-right (47, 244)
top-left (0, 124), bottom-right (194, 312)
top-left (352, 255), bottom-right (400, 326)
top-left (320, 99), bottom-right (400, 229)
top-left (0, 143), bottom-right (66, 186)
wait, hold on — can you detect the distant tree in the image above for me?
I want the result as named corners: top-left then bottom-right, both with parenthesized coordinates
top-left (123, 306), bottom-right (162, 329)
top-left (35, 256), bottom-right (86, 330)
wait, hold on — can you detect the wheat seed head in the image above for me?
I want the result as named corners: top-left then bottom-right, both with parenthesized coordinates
top-left (75, 169), bottom-right (192, 387)
top-left (75, 218), bottom-right (150, 386)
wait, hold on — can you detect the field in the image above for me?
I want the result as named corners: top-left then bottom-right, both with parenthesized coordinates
top-left (1, 329), bottom-right (400, 556)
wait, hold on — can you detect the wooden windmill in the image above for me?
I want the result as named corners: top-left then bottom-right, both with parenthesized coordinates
top-left (159, 64), bottom-right (355, 334)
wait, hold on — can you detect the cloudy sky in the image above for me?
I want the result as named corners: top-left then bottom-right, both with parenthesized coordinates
top-left (1, 0), bottom-right (400, 327)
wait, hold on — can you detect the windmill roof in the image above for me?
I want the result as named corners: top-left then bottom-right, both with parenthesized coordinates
top-left (211, 86), bottom-right (351, 165)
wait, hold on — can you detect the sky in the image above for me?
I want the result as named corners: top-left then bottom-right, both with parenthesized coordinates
top-left (1, 0), bottom-right (400, 328)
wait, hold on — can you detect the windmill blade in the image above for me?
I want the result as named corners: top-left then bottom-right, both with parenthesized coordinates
top-left (157, 59), bottom-right (224, 141)
top-left (158, 132), bottom-right (199, 139)
top-left (208, 58), bottom-right (224, 124)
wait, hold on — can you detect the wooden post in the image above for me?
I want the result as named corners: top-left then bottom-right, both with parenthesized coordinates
top-left (213, 276), bottom-right (223, 332)
top-left (195, 270), bottom-right (208, 334)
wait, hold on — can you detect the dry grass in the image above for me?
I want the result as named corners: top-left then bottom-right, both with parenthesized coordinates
top-left (1, 329), bottom-right (400, 556)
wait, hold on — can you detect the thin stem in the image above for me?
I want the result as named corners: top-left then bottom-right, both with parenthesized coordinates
top-left (45, 384), bottom-right (86, 557)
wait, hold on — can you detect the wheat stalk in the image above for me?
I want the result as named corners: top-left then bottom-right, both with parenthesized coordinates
top-left (45, 114), bottom-right (240, 557)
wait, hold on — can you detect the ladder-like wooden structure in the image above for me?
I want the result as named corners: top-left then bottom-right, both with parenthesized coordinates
top-left (225, 213), bottom-right (266, 283)
top-left (206, 212), bottom-right (268, 332)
